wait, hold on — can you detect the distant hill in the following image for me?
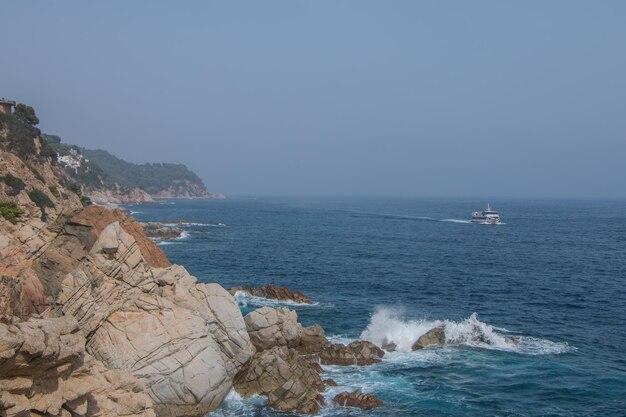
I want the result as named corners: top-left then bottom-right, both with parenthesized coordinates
top-left (43, 134), bottom-right (214, 203)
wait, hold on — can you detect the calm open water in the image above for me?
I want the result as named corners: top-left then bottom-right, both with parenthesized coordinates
top-left (128, 197), bottom-right (626, 416)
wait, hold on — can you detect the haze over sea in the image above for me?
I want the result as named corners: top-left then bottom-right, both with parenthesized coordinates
top-left (129, 197), bottom-right (626, 416)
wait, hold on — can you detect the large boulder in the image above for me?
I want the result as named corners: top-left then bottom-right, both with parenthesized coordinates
top-left (233, 346), bottom-right (324, 414)
top-left (333, 389), bottom-right (383, 408)
top-left (412, 326), bottom-right (446, 350)
top-left (0, 316), bottom-right (155, 417)
top-left (58, 221), bottom-right (254, 417)
top-left (244, 307), bottom-right (302, 351)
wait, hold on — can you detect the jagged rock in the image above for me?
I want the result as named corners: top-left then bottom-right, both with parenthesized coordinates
top-left (320, 340), bottom-right (385, 366)
top-left (324, 378), bottom-right (338, 386)
top-left (141, 222), bottom-right (183, 241)
top-left (0, 316), bottom-right (155, 417)
top-left (297, 324), bottom-right (327, 354)
top-left (412, 326), bottom-right (446, 350)
top-left (333, 389), bottom-right (383, 408)
top-left (244, 307), bottom-right (302, 351)
top-left (234, 346), bottom-right (325, 414)
top-left (58, 221), bottom-right (254, 417)
top-left (229, 284), bottom-right (312, 304)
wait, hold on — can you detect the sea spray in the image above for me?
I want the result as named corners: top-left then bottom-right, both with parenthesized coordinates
top-left (360, 308), bottom-right (571, 355)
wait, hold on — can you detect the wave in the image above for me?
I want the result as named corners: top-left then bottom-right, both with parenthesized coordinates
top-left (359, 307), bottom-right (572, 355)
top-left (129, 210), bottom-right (143, 215)
top-left (161, 222), bottom-right (228, 228)
top-left (233, 291), bottom-right (319, 308)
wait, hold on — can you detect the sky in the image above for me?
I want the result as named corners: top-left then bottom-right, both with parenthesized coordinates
top-left (2, 1), bottom-right (625, 198)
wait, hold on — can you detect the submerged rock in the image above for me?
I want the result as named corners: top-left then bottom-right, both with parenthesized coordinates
top-left (412, 326), bottom-right (446, 350)
top-left (229, 284), bottom-right (312, 304)
top-left (141, 222), bottom-right (183, 241)
top-left (333, 389), bottom-right (383, 408)
top-left (381, 341), bottom-right (397, 352)
top-left (324, 378), bottom-right (338, 386)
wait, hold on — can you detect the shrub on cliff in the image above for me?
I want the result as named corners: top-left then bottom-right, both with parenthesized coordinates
top-left (28, 188), bottom-right (55, 221)
top-left (1, 174), bottom-right (25, 196)
top-left (0, 201), bottom-right (24, 224)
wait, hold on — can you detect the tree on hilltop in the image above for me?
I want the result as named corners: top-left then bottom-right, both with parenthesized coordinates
top-left (14, 103), bottom-right (39, 126)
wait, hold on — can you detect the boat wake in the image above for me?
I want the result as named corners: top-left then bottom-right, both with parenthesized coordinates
top-left (345, 210), bottom-right (474, 225)
top-left (359, 307), bottom-right (572, 355)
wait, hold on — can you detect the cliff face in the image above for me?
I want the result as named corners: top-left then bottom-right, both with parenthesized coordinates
top-left (0, 112), bottom-right (253, 417)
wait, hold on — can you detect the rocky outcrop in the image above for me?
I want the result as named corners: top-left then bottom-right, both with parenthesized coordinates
top-left (234, 346), bottom-right (325, 414)
top-left (57, 221), bottom-right (254, 417)
top-left (234, 306), bottom-right (385, 414)
top-left (228, 284), bottom-right (312, 304)
top-left (0, 316), bottom-right (155, 417)
top-left (333, 390), bottom-right (383, 408)
top-left (319, 341), bottom-right (385, 366)
top-left (412, 326), bottom-right (446, 350)
top-left (244, 307), bottom-right (302, 350)
top-left (141, 222), bottom-right (183, 241)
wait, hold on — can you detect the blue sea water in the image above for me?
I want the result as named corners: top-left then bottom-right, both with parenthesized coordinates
top-left (128, 197), bottom-right (626, 416)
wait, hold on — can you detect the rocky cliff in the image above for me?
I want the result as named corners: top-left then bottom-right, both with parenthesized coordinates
top-left (1, 112), bottom-right (252, 417)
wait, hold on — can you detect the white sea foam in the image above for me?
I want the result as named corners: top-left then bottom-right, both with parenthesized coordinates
top-left (129, 210), bottom-right (142, 215)
top-left (162, 222), bottom-right (227, 228)
top-left (176, 231), bottom-right (191, 240)
top-left (442, 218), bottom-right (472, 224)
top-left (233, 291), bottom-right (319, 308)
top-left (359, 307), bottom-right (572, 355)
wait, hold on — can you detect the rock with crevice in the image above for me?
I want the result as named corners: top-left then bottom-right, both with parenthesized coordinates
top-left (57, 221), bottom-right (254, 417)
top-left (244, 306), bottom-right (302, 351)
top-left (0, 316), bottom-right (155, 417)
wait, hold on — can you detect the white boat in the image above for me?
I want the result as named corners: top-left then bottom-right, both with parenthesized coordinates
top-left (471, 204), bottom-right (501, 225)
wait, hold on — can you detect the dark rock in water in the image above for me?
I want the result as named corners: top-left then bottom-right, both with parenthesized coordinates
top-left (141, 222), bottom-right (182, 241)
top-left (324, 378), bottom-right (338, 386)
top-left (320, 340), bottom-right (385, 366)
top-left (381, 341), bottom-right (397, 352)
top-left (333, 390), bottom-right (383, 408)
top-left (412, 326), bottom-right (446, 350)
top-left (228, 284), bottom-right (312, 304)
top-left (234, 346), bottom-right (325, 414)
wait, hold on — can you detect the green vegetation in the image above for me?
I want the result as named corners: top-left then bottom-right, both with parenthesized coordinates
top-left (0, 201), bottom-right (24, 224)
top-left (48, 185), bottom-right (60, 197)
top-left (14, 103), bottom-right (39, 126)
top-left (82, 149), bottom-right (203, 194)
top-left (0, 112), bottom-right (40, 160)
top-left (28, 188), bottom-right (55, 221)
top-left (1, 174), bottom-right (25, 196)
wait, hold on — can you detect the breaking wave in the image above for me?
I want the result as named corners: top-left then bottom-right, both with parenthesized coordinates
top-left (360, 307), bottom-right (572, 355)
top-left (162, 222), bottom-right (228, 228)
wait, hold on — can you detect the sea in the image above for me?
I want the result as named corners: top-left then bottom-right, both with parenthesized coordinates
top-left (126, 197), bottom-right (626, 417)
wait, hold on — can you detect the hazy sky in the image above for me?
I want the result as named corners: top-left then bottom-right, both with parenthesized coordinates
top-left (2, 1), bottom-right (625, 197)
